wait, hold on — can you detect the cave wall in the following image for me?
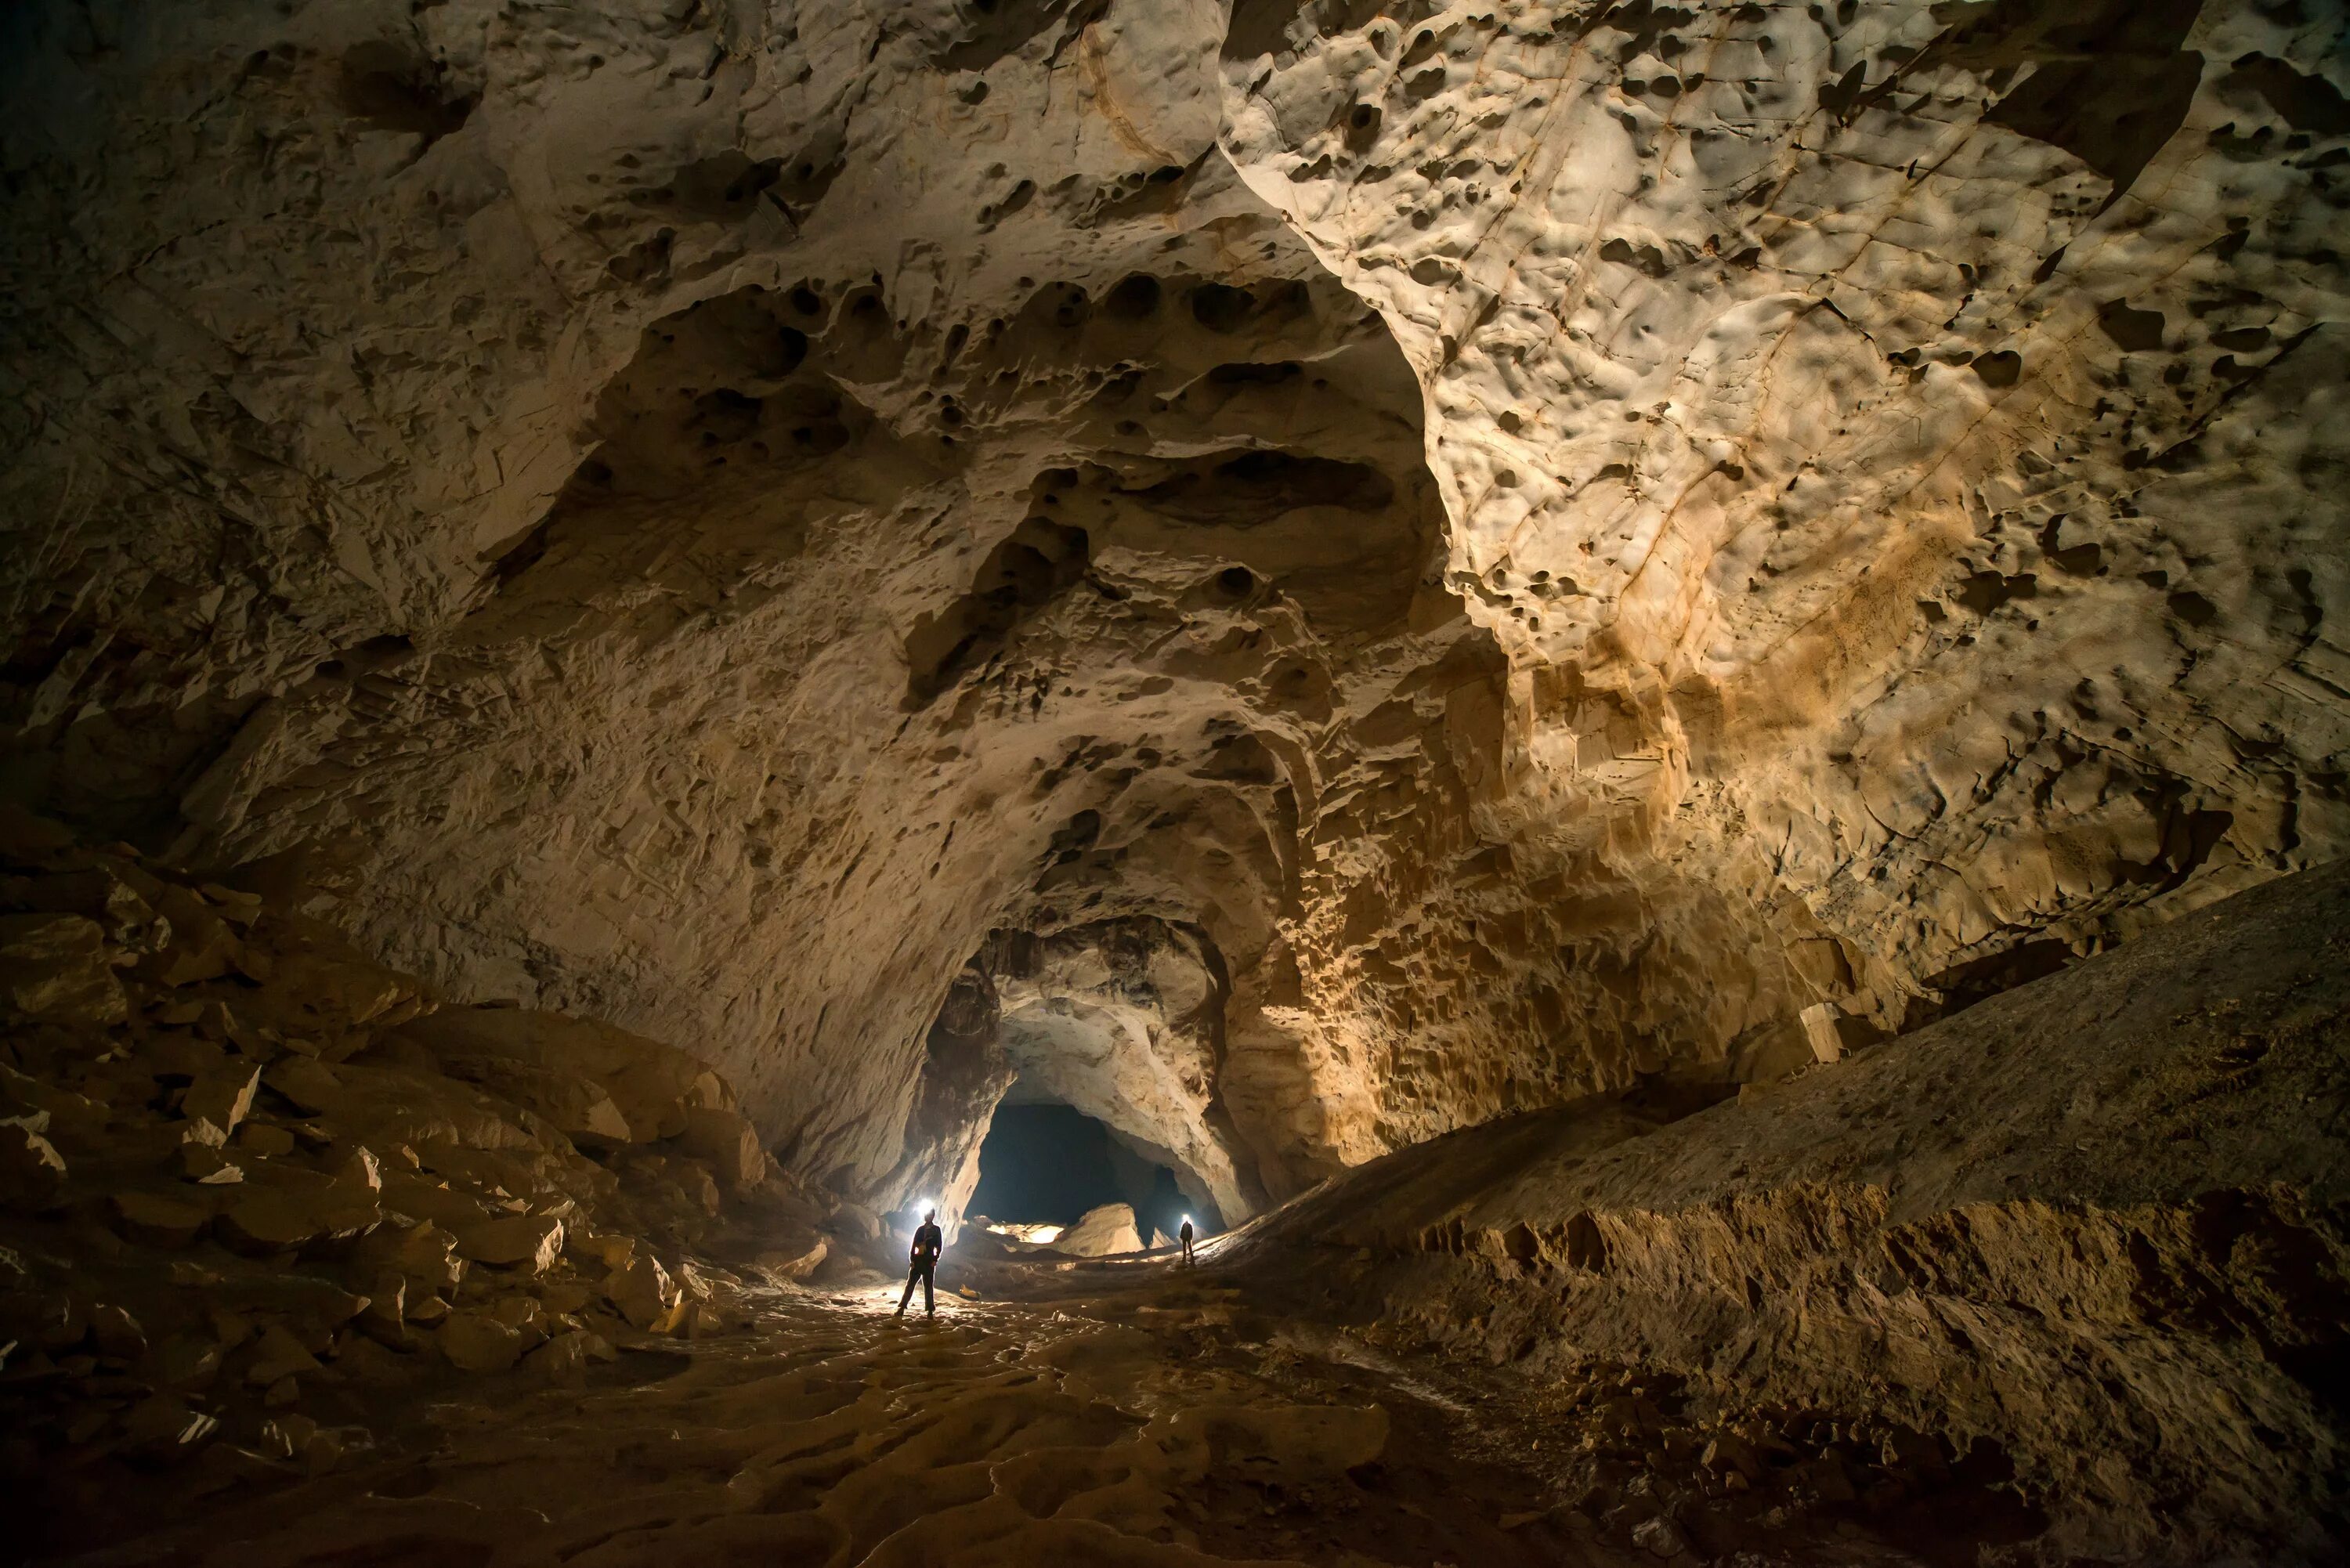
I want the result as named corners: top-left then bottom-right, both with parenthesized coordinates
top-left (2, 0), bottom-right (2345, 1209)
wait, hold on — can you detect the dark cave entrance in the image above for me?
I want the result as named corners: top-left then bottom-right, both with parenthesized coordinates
top-left (967, 1100), bottom-right (1206, 1244)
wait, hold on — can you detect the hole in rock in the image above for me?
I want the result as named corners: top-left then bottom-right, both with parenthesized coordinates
top-left (967, 1100), bottom-right (1208, 1248)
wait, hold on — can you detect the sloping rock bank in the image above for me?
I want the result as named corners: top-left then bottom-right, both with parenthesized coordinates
top-left (0, 807), bottom-right (843, 1559)
top-left (1232, 860), bottom-right (2350, 1564)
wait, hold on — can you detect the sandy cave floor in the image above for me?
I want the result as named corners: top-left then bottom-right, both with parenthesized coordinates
top-left (39, 1246), bottom-right (2048, 1568)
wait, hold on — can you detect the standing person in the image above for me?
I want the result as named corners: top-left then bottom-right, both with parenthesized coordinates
top-left (1178, 1216), bottom-right (1195, 1267)
top-left (895, 1207), bottom-right (943, 1319)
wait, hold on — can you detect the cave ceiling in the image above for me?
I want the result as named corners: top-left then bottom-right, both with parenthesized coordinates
top-left (2, 0), bottom-right (2345, 1216)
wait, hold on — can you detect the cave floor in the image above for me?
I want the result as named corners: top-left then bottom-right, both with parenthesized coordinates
top-left (45, 1249), bottom-right (2042, 1568)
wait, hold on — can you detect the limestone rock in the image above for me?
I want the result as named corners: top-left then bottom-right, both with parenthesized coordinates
top-left (263, 1058), bottom-right (343, 1117)
top-left (215, 1183), bottom-right (380, 1256)
top-left (111, 1190), bottom-right (209, 1248)
top-left (1054, 1203), bottom-right (1144, 1259)
top-left (681, 1107), bottom-right (765, 1192)
top-left (244, 1324), bottom-right (321, 1386)
top-left (136, 887), bottom-right (241, 988)
top-left (179, 1062), bottom-right (262, 1136)
top-left (0, 913), bottom-right (125, 1026)
top-left (606, 1255), bottom-right (678, 1331)
top-left (90, 1303), bottom-right (146, 1360)
top-left (334, 1144), bottom-right (383, 1193)
top-left (120, 1394), bottom-right (219, 1458)
top-left (438, 1311), bottom-right (525, 1374)
top-left (455, 1212), bottom-right (565, 1274)
top-left (750, 1235), bottom-right (829, 1284)
top-left (0, 1122), bottom-right (67, 1212)
top-left (395, 1008), bottom-right (728, 1144)
top-left (0, 4), bottom-right (2342, 1560)
top-left (1236, 860), bottom-right (2350, 1559)
top-left (355, 1221), bottom-right (466, 1296)
top-left (234, 1122), bottom-right (298, 1158)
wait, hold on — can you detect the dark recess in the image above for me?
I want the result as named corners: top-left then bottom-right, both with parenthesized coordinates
top-left (903, 517), bottom-right (1093, 706)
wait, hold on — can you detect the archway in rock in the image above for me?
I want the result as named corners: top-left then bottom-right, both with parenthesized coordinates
top-left (887, 919), bottom-right (1262, 1237)
top-left (966, 1099), bottom-right (1210, 1246)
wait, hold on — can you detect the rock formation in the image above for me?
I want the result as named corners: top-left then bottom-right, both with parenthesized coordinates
top-left (1234, 854), bottom-right (2350, 1562)
top-left (1, 0), bottom-right (2346, 1559)
top-left (4, 0), bottom-right (2345, 1221)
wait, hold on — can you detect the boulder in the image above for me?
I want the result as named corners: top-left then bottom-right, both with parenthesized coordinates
top-left (0, 912), bottom-right (126, 1025)
top-left (538, 1280), bottom-right (594, 1315)
top-left (0, 1122), bottom-right (67, 1212)
top-left (455, 1212), bottom-right (565, 1274)
top-left (486, 1293), bottom-right (544, 1332)
top-left (459, 1058), bottom-right (633, 1146)
top-left (245, 949), bottom-right (418, 1038)
top-left (334, 1145), bottom-right (383, 1192)
top-left (112, 1190), bottom-right (210, 1247)
top-left (235, 1122), bottom-right (298, 1158)
top-left (264, 1057), bottom-right (343, 1115)
top-left (121, 1393), bottom-right (219, 1458)
top-left (318, 1060), bottom-right (551, 1155)
top-left (379, 1171), bottom-right (496, 1230)
top-left (0, 802), bottom-right (75, 863)
top-left (437, 1311), bottom-right (524, 1373)
top-left (392, 1006), bottom-right (730, 1143)
top-left (606, 1254), bottom-right (677, 1330)
top-left (1053, 1202), bottom-right (1144, 1258)
top-left (353, 1220), bottom-right (465, 1295)
top-left (136, 887), bottom-right (240, 988)
top-left (244, 1324), bottom-right (322, 1386)
top-left (20, 865), bottom-right (168, 949)
top-left (681, 1106), bottom-right (765, 1191)
top-left (177, 1142), bottom-right (244, 1184)
top-left (215, 1183), bottom-right (380, 1255)
top-left (90, 1303), bottom-right (147, 1360)
top-left (750, 1234), bottom-right (829, 1284)
top-left (179, 1062), bottom-right (262, 1135)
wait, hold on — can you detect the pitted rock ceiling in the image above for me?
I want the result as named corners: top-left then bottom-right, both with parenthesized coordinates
top-left (2, 0), bottom-right (2346, 1219)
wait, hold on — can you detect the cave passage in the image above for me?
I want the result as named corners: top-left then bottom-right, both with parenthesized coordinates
top-left (967, 1100), bottom-right (1211, 1242)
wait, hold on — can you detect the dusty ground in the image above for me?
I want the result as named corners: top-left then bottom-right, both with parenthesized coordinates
top-left (27, 1242), bottom-right (2056, 1568)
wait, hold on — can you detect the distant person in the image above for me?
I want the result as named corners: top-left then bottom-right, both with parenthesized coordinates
top-left (1179, 1216), bottom-right (1195, 1267)
top-left (896, 1207), bottom-right (943, 1319)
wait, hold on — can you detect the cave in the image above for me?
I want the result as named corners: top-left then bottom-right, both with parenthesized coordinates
top-left (1, 0), bottom-right (2346, 1563)
top-left (966, 1099), bottom-right (1209, 1248)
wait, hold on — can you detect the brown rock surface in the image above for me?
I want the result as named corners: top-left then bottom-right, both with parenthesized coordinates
top-left (0, 914), bottom-right (126, 1026)
top-left (1, 0), bottom-right (2339, 1236)
top-left (454, 1212), bottom-right (566, 1274)
top-left (0, 1), bottom-right (2344, 1562)
top-left (1233, 856), bottom-right (2350, 1562)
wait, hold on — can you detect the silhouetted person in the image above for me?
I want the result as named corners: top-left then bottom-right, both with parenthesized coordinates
top-left (896, 1208), bottom-right (942, 1318)
top-left (1178, 1217), bottom-right (1195, 1267)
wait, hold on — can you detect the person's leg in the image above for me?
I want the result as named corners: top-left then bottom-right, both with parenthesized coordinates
top-left (922, 1264), bottom-right (935, 1316)
top-left (896, 1266), bottom-right (916, 1316)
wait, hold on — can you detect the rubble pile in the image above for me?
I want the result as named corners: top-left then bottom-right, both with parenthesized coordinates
top-left (0, 805), bottom-right (833, 1545)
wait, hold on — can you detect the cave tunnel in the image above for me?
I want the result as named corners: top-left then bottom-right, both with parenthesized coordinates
top-left (967, 1097), bottom-right (1219, 1245)
top-left (2, 0), bottom-right (2345, 1560)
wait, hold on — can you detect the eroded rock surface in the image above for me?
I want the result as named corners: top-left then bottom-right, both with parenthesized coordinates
top-left (5, 0), bottom-right (2343, 1223)
top-left (1, 1), bottom-right (2347, 1559)
top-left (1235, 857), bottom-right (2350, 1562)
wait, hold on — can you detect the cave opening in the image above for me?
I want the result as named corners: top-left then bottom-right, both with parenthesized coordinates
top-left (967, 1098), bottom-right (1212, 1246)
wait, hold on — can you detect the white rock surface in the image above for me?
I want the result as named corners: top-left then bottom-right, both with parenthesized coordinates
top-left (1052, 1201), bottom-right (1145, 1258)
